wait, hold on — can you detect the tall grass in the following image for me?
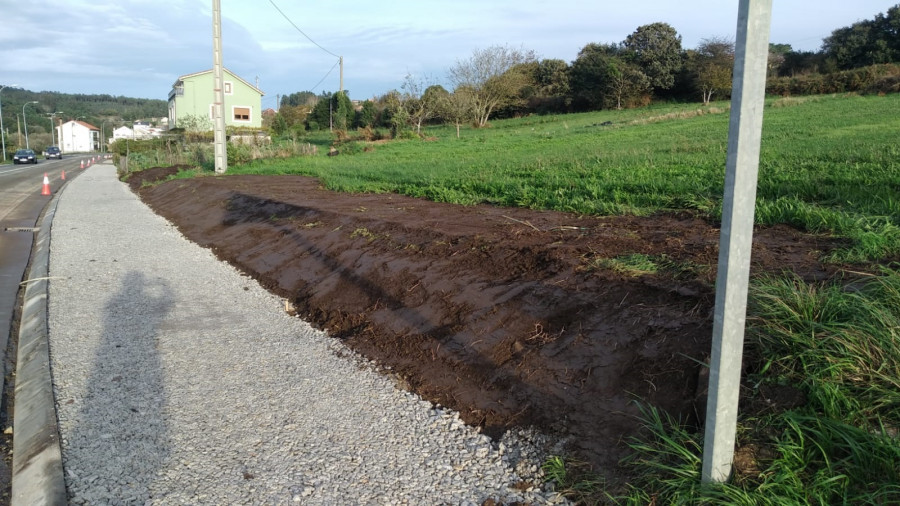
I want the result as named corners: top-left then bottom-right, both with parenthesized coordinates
top-left (566, 268), bottom-right (900, 505)
top-left (221, 93), bottom-right (900, 263)
top-left (750, 268), bottom-right (900, 426)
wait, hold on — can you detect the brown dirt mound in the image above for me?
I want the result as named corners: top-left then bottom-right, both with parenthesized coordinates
top-left (127, 166), bottom-right (844, 482)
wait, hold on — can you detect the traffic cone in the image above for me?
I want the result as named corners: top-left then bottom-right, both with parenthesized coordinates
top-left (61, 170), bottom-right (66, 181)
top-left (80, 159), bottom-right (84, 169)
top-left (87, 159), bottom-right (92, 167)
top-left (41, 174), bottom-right (51, 196)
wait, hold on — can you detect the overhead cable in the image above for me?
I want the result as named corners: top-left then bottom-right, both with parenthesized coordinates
top-left (267, 0), bottom-right (340, 58)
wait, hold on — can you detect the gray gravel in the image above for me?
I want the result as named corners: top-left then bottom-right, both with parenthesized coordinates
top-left (46, 164), bottom-right (568, 505)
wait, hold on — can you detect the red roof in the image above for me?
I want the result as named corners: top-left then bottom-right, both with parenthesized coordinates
top-left (73, 120), bottom-right (100, 131)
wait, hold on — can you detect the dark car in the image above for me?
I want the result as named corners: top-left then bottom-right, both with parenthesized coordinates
top-left (13, 149), bottom-right (37, 164)
top-left (45, 146), bottom-right (62, 159)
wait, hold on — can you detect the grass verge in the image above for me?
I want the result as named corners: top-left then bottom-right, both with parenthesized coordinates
top-left (545, 267), bottom-right (900, 504)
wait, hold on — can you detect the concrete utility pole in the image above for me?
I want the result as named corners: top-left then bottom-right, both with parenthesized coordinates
top-left (212, 0), bottom-right (227, 174)
top-left (23, 101), bottom-right (38, 149)
top-left (701, 0), bottom-right (773, 484)
top-left (339, 56), bottom-right (344, 94)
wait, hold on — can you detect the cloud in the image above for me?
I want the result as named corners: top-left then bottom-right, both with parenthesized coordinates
top-left (2, 0), bottom-right (897, 101)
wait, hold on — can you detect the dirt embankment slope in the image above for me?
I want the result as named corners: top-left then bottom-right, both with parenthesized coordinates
top-left (129, 167), bottom-right (842, 479)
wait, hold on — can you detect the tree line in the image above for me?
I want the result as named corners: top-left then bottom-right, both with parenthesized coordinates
top-left (1, 88), bottom-right (167, 156)
top-left (271, 4), bottom-right (899, 137)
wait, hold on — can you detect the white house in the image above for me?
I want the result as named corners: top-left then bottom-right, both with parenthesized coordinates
top-left (113, 126), bottom-right (134, 139)
top-left (132, 123), bottom-right (164, 139)
top-left (57, 120), bottom-right (100, 153)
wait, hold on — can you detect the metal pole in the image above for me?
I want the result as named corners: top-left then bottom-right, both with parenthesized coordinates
top-left (212, 0), bottom-right (227, 174)
top-left (701, 0), bottom-right (772, 484)
top-left (23, 101), bottom-right (38, 150)
top-left (49, 113), bottom-right (62, 146)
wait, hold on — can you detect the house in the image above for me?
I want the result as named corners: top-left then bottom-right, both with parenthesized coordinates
top-left (113, 126), bottom-right (134, 140)
top-left (132, 123), bottom-right (164, 140)
top-left (168, 68), bottom-right (264, 130)
top-left (57, 120), bottom-right (100, 153)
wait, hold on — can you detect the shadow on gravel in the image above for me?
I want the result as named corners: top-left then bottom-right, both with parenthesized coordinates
top-left (63, 271), bottom-right (173, 502)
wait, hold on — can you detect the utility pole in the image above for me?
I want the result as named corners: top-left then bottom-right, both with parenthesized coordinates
top-left (339, 56), bottom-right (344, 94)
top-left (23, 101), bottom-right (38, 149)
top-left (212, 0), bottom-right (227, 174)
top-left (702, 0), bottom-right (772, 484)
top-left (276, 94), bottom-right (280, 112)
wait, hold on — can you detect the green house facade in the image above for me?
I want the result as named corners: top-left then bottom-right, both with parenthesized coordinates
top-left (168, 68), bottom-right (264, 129)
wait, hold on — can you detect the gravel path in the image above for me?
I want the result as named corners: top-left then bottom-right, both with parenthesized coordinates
top-left (46, 164), bottom-right (566, 505)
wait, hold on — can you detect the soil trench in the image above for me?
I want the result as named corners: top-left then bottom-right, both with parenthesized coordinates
top-left (130, 167), bottom-right (843, 480)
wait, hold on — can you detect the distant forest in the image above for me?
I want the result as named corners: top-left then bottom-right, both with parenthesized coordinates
top-left (1, 89), bottom-right (167, 155)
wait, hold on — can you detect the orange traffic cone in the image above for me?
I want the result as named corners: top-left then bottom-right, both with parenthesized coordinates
top-left (87, 159), bottom-right (92, 167)
top-left (41, 173), bottom-right (51, 196)
top-left (61, 170), bottom-right (66, 181)
top-left (80, 159), bottom-right (84, 169)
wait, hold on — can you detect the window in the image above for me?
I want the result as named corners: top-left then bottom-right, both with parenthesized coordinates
top-left (224, 81), bottom-right (233, 95)
top-left (233, 107), bottom-right (251, 122)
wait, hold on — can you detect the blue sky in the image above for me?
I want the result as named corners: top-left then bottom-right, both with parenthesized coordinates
top-left (1, 0), bottom-right (896, 107)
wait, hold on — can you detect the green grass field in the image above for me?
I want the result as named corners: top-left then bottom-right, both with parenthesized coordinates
top-left (227, 93), bottom-right (900, 264)
top-left (152, 93), bottom-right (900, 504)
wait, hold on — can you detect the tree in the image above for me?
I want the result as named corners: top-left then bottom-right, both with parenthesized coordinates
top-left (692, 37), bottom-right (735, 105)
top-left (271, 113), bottom-right (288, 135)
top-left (778, 50), bottom-right (826, 77)
top-left (307, 92), bottom-right (331, 130)
top-left (823, 5), bottom-right (900, 69)
top-left (623, 22), bottom-right (684, 91)
top-left (333, 91), bottom-right (353, 131)
top-left (401, 74), bottom-right (447, 134)
top-left (440, 87), bottom-right (476, 139)
top-left (305, 91), bottom-right (353, 131)
top-left (570, 43), bottom-right (620, 110)
top-left (605, 59), bottom-right (651, 110)
top-left (570, 43), bottom-right (648, 110)
top-left (355, 100), bottom-right (377, 128)
top-left (448, 45), bottom-right (537, 127)
top-left (535, 59), bottom-right (570, 97)
top-left (277, 104), bottom-right (311, 130)
top-left (280, 91), bottom-right (317, 108)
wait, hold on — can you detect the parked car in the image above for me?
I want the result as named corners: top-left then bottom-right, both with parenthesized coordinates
top-left (45, 146), bottom-right (62, 159)
top-left (13, 149), bottom-right (37, 164)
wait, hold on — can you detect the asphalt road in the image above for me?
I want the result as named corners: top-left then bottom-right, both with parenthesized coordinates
top-left (0, 156), bottom-right (89, 389)
top-left (0, 155), bottom-right (92, 502)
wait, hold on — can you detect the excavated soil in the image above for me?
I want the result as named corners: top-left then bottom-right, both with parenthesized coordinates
top-left (128, 166), bottom-right (844, 482)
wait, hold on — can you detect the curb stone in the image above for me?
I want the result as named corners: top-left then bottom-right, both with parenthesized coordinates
top-left (11, 176), bottom-right (67, 505)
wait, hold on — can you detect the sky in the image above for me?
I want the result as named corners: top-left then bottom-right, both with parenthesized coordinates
top-left (1, 0), bottom-right (897, 108)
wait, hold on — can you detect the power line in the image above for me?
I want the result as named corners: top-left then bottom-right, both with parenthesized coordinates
top-left (267, 0), bottom-right (340, 58)
top-left (309, 59), bottom-right (341, 93)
